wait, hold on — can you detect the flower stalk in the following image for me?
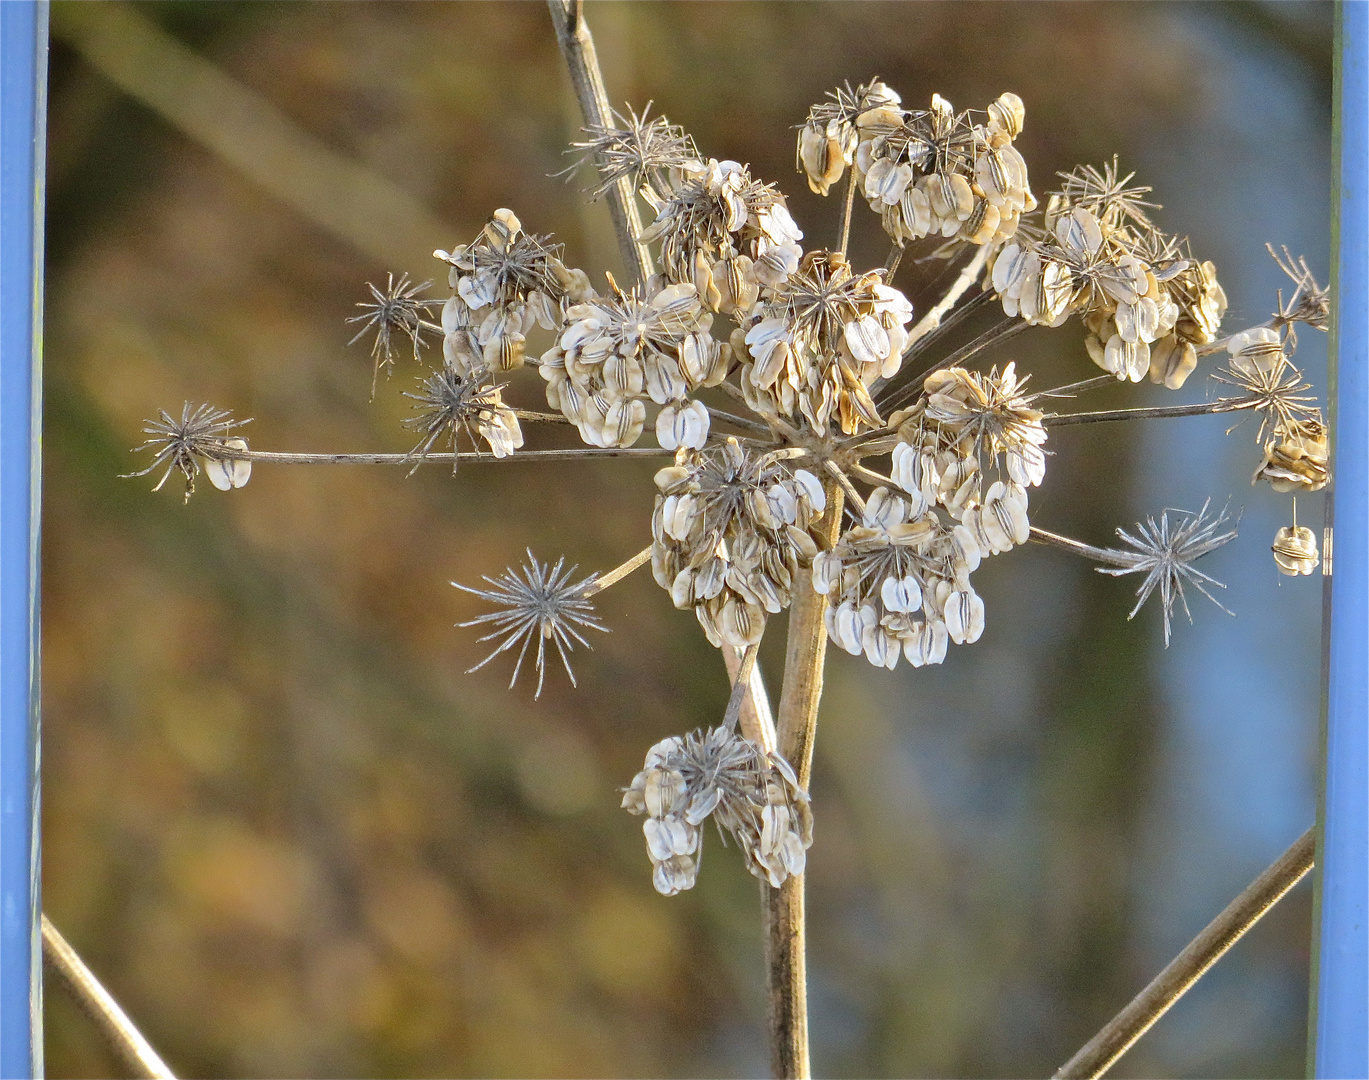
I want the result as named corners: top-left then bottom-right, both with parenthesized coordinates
top-left (766, 475), bottom-right (844, 1080)
top-left (546, 0), bottom-right (654, 285)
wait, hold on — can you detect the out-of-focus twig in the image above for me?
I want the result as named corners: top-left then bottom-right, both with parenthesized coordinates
top-left (51, 2), bottom-right (454, 268)
top-left (1053, 827), bottom-right (1315, 1079)
top-left (42, 915), bottom-right (177, 1080)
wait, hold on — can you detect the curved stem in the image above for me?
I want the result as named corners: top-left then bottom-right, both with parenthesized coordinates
top-left (764, 475), bottom-right (845, 1080)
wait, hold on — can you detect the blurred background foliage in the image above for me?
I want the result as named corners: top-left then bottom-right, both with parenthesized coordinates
top-left (41, 3), bottom-right (1330, 1077)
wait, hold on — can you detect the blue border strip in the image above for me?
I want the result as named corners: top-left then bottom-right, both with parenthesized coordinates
top-left (1316, 4), bottom-right (1369, 1077)
top-left (0, 3), bottom-right (44, 1077)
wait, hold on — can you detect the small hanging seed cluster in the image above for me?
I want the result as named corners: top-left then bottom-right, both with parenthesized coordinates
top-left (131, 73), bottom-right (1330, 898)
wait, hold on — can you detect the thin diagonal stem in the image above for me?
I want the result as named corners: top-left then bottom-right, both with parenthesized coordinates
top-left (42, 915), bottom-right (177, 1080)
top-left (724, 645), bottom-right (778, 754)
top-left (224, 447), bottom-right (674, 465)
top-left (1027, 375), bottom-right (1116, 402)
top-left (583, 545), bottom-right (651, 596)
top-left (836, 171), bottom-right (857, 259)
top-left (722, 641), bottom-right (761, 732)
top-left (547, 0), bottom-right (654, 285)
top-left (1053, 828), bottom-right (1314, 1079)
top-left (1045, 395), bottom-right (1260, 428)
top-left (902, 241), bottom-right (994, 353)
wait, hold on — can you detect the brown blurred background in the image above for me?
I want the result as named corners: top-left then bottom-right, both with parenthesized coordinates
top-left (41, 3), bottom-right (1331, 1077)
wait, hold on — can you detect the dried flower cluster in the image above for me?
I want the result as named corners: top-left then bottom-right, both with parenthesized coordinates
top-left (621, 725), bottom-right (813, 894)
top-left (130, 65), bottom-right (1330, 900)
top-left (652, 438), bottom-right (826, 648)
top-left (993, 160), bottom-right (1227, 387)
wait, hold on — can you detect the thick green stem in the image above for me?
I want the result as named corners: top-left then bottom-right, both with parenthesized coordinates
top-left (764, 477), bottom-right (844, 1080)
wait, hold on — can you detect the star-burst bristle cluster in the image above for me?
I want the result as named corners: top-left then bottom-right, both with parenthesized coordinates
top-left (1095, 501), bottom-right (1238, 647)
top-left (453, 551), bottom-right (607, 698)
top-left (125, 402), bottom-right (252, 502)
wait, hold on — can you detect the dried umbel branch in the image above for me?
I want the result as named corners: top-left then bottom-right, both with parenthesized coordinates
top-left (128, 13), bottom-right (1331, 1073)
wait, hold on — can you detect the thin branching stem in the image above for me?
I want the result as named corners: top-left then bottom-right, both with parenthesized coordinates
top-left (902, 242), bottom-right (994, 353)
top-left (1053, 828), bottom-right (1314, 1079)
top-left (546, 0), bottom-right (654, 284)
top-left (879, 317), bottom-right (1031, 415)
top-left (1045, 395), bottom-right (1260, 428)
top-left (583, 545), bottom-right (651, 596)
top-left (1027, 375), bottom-right (1117, 402)
top-left (42, 915), bottom-right (177, 1080)
top-left (1028, 525), bottom-right (1133, 567)
top-left (224, 447), bottom-right (675, 465)
top-left (836, 171), bottom-right (857, 259)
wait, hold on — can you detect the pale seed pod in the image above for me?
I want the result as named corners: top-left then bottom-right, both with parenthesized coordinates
top-left (1272, 525), bottom-right (1318, 576)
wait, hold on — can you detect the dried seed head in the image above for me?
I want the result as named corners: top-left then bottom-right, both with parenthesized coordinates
top-left (1054, 157), bottom-right (1158, 231)
top-left (622, 726), bottom-right (812, 894)
top-left (541, 278), bottom-right (715, 449)
top-left (124, 403), bottom-right (252, 502)
top-left (1268, 244), bottom-right (1330, 344)
top-left (1212, 329), bottom-right (1320, 443)
top-left (797, 79), bottom-right (901, 196)
top-left (403, 367), bottom-right (523, 471)
top-left (568, 103), bottom-right (700, 206)
top-left (816, 486), bottom-right (989, 668)
top-left (347, 272), bottom-right (441, 392)
top-left (993, 173), bottom-right (1226, 383)
top-left (1254, 418), bottom-right (1329, 492)
top-left (1095, 500), bottom-right (1238, 646)
top-left (435, 210), bottom-right (587, 377)
top-left (453, 551), bottom-right (608, 698)
top-left (740, 250), bottom-right (913, 435)
top-left (1272, 524), bottom-right (1318, 577)
top-left (652, 438), bottom-right (827, 649)
top-left (857, 91), bottom-right (1033, 247)
top-left (641, 158), bottom-right (804, 300)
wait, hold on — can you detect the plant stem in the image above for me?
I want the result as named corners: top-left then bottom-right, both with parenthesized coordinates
top-left (722, 641), bottom-right (761, 732)
top-left (724, 645), bottom-right (779, 753)
top-left (836, 171), bottom-right (857, 259)
top-left (902, 241), bottom-right (994, 353)
top-left (42, 915), bottom-right (177, 1080)
top-left (765, 476), bottom-right (845, 1080)
top-left (224, 446), bottom-right (674, 465)
top-left (1028, 526), bottom-right (1134, 567)
top-left (1053, 827), bottom-right (1314, 1079)
top-left (583, 545), bottom-right (651, 595)
top-left (546, 0), bottom-right (655, 285)
top-left (1045, 395), bottom-right (1260, 427)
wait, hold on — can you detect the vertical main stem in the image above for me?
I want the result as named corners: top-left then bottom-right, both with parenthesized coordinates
top-left (765, 478), bottom-right (845, 1080)
top-left (546, 0), bottom-right (655, 286)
